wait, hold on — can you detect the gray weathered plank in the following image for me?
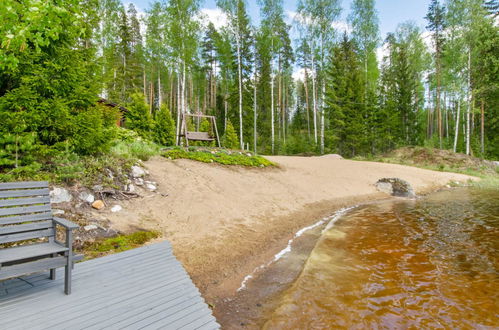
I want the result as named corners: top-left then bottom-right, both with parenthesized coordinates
top-left (0, 181), bottom-right (48, 190)
top-left (0, 188), bottom-right (49, 199)
top-left (0, 204), bottom-right (52, 217)
top-left (0, 212), bottom-right (53, 225)
top-left (0, 221), bottom-right (53, 235)
top-left (0, 241), bottom-right (219, 330)
top-left (0, 196), bottom-right (50, 208)
top-left (0, 228), bottom-right (54, 244)
top-left (0, 242), bottom-right (67, 264)
top-left (0, 251), bottom-right (175, 310)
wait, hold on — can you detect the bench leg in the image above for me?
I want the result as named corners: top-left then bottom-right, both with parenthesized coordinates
top-left (64, 263), bottom-right (71, 295)
top-left (50, 253), bottom-right (57, 280)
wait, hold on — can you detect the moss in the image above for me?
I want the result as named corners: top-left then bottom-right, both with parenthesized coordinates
top-left (82, 231), bottom-right (160, 259)
top-left (162, 147), bottom-right (276, 167)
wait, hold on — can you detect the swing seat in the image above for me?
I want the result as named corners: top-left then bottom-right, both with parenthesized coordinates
top-left (186, 131), bottom-right (215, 142)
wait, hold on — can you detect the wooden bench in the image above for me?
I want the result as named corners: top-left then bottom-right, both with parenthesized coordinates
top-left (0, 181), bottom-right (81, 295)
top-left (185, 131), bottom-right (215, 142)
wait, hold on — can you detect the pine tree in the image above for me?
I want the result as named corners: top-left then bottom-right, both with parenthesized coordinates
top-left (153, 104), bottom-right (176, 146)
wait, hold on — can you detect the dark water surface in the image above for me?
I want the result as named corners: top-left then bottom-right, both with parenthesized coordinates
top-left (264, 188), bottom-right (499, 329)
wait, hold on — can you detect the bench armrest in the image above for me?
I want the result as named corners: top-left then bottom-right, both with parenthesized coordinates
top-left (53, 217), bottom-right (79, 230)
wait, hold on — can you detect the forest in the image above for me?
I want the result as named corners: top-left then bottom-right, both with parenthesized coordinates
top-left (0, 0), bottom-right (498, 179)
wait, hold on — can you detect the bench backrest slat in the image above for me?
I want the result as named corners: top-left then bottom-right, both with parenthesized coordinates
top-left (0, 188), bottom-right (50, 199)
top-left (0, 228), bottom-right (55, 244)
top-left (0, 181), bottom-right (54, 245)
top-left (0, 221), bottom-right (53, 235)
top-left (0, 196), bottom-right (51, 208)
top-left (0, 212), bottom-right (53, 225)
top-left (0, 181), bottom-right (49, 190)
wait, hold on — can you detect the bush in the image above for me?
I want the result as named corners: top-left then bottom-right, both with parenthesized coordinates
top-left (223, 120), bottom-right (240, 149)
top-left (125, 93), bottom-right (153, 139)
top-left (153, 104), bottom-right (176, 146)
top-left (71, 104), bottom-right (118, 155)
top-left (110, 139), bottom-right (161, 161)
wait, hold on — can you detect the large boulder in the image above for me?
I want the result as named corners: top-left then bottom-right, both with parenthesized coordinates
top-left (376, 178), bottom-right (415, 198)
top-left (50, 187), bottom-right (72, 203)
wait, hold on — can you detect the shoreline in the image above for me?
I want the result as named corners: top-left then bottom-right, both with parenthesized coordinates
top-left (99, 155), bottom-right (475, 326)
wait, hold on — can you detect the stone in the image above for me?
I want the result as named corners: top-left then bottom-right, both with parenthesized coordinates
top-left (246, 153), bottom-right (252, 157)
top-left (84, 224), bottom-right (98, 231)
top-left (53, 209), bottom-right (65, 215)
top-left (110, 205), bottom-right (122, 213)
top-left (375, 182), bottom-right (393, 195)
top-left (50, 187), bottom-right (72, 203)
top-left (127, 184), bottom-right (136, 193)
top-left (375, 178), bottom-right (415, 198)
top-left (78, 191), bottom-right (95, 204)
top-left (131, 165), bottom-right (146, 178)
top-left (92, 200), bottom-right (105, 210)
top-left (92, 185), bottom-right (103, 192)
top-left (145, 182), bottom-right (157, 191)
top-left (135, 178), bottom-right (144, 186)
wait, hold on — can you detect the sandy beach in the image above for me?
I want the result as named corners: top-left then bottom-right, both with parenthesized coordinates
top-left (103, 155), bottom-right (474, 309)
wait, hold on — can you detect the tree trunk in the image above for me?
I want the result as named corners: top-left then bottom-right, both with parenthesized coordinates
top-left (311, 51), bottom-right (318, 145)
top-left (303, 68), bottom-right (311, 141)
top-left (157, 67), bottom-right (162, 108)
top-left (481, 100), bottom-right (484, 155)
top-left (236, 33), bottom-right (244, 150)
top-left (453, 99), bottom-right (460, 153)
top-left (271, 69), bottom-right (275, 154)
top-left (253, 72), bottom-right (257, 154)
top-left (466, 49), bottom-right (471, 155)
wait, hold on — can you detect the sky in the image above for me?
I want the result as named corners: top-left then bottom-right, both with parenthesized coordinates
top-left (125, 0), bottom-right (433, 39)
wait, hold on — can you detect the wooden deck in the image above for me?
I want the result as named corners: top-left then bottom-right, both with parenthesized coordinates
top-left (0, 241), bottom-right (219, 330)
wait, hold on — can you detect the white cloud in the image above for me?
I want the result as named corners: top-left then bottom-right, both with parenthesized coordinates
top-left (198, 8), bottom-right (228, 30)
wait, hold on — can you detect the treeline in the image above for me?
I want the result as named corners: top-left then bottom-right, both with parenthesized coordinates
top-left (0, 0), bottom-right (498, 168)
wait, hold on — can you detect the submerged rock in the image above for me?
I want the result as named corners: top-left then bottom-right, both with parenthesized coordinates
top-left (376, 178), bottom-right (415, 198)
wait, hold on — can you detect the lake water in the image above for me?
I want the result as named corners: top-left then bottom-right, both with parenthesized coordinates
top-left (263, 188), bottom-right (499, 329)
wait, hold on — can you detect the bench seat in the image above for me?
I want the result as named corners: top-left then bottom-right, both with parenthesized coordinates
top-left (0, 242), bottom-right (68, 264)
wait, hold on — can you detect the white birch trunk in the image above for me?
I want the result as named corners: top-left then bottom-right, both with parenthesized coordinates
top-left (311, 48), bottom-right (318, 145)
top-left (453, 99), bottom-right (460, 153)
top-left (253, 71), bottom-right (257, 154)
top-left (236, 34), bottom-right (244, 150)
top-left (466, 50), bottom-right (471, 155)
top-left (157, 67), bottom-right (162, 107)
top-left (271, 69), bottom-right (275, 154)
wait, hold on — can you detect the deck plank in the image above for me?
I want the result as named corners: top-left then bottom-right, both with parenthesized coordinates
top-left (0, 241), bottom-right (219, 330)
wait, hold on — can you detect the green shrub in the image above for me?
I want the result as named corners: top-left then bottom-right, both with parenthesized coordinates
top-left (125, 93), bottom-right (153, 139)
top-left (153, 104), bottom-right (176, 146)
top-left (71, 104), bottom-right (118, 155)
top-left (110, 139), bottom-right (160, 161)
top-left (222, 120), bottom-right (240, 149)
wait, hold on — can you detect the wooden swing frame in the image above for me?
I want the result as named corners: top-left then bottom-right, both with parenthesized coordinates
top-left (179, 113), bottom-right (221, 148)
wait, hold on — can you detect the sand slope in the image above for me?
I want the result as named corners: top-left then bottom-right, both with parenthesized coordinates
top-left (105, 156), bottom-right (473, 301)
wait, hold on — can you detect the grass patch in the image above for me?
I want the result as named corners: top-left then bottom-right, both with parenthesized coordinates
top-left (162, 147), bottom-right (276, 167)
top-left (82, 231), bottom-right (160, 259)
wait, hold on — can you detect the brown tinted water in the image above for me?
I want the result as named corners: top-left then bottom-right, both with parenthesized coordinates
top-left (264, 188), bottom-right (499, 329)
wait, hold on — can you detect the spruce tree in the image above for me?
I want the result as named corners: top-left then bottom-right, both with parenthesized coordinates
top-left (125, 93), bottom-right (154, 139)
top-left (223, 120), bottom-right (240, 149)
top-left (153, 104), bottom-right (176, 146)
